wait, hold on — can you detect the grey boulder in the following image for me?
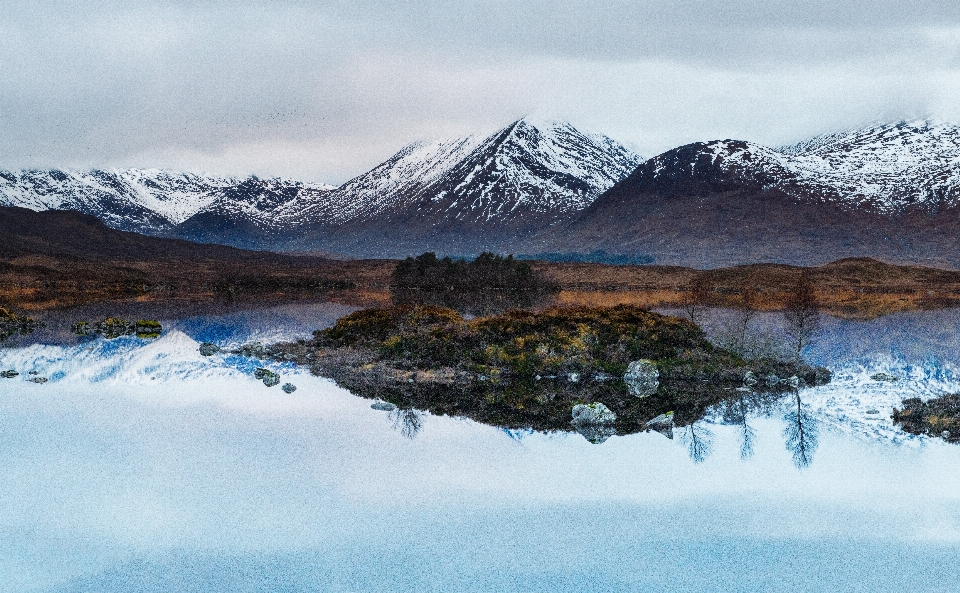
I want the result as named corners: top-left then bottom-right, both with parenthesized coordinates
top-left (572, 402), bottom-right (617, 424)
top-left (198, 343), bottom-right (220, 356)
top-left (624, 360), bottom-right (659, 397)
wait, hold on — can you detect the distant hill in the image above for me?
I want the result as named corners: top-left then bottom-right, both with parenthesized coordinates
top-left (0, 205), bottom-right (292, 263)
top-left (0, 206), bottom-right (386, 310)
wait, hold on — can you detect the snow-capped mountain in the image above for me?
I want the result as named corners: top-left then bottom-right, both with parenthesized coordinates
top-left (277, 118), bottom-right (643, 256)
top-left (316, 118), bottom-right (642, 224)
top-left (603, 120), bottom-right (960, 214)
top-left (7, 118), bottom-right (960, 263)
top-left (0, 119), bottom-right (640, 255)
top-left (0, 168), bottom-right (335, 240)
top-left (173, 177), bottom-right (335, 248)
top-left (0, 168), bottom-right (241, 233)
top-left (539, 120), bottom-right (960, 267)
top-left (776, 120), bottom-right (960, 212)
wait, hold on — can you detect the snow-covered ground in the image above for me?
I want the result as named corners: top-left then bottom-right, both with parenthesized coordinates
top-left (796, 356), bottom-right (960, 445)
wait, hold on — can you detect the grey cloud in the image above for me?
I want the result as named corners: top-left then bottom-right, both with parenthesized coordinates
top-left (1, 0), bottom-right (959, 181)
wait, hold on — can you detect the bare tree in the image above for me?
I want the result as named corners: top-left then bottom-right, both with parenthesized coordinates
top-left (680, 275), bottom-right (712, 325)
top-left (783, 390), bottom-right (819, 469)
top-left (783, 274), bottom-right (821, 360)
top-left (734, 287), bottom-right (760, 354)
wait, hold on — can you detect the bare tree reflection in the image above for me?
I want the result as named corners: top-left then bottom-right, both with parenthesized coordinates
top-left (783, 390), bottom-right (819, 469)
top-left (721, 395), bottom-right (756, 460)
top-left (680, 422), bottom-right (714, 464)
top-left (389, 408), bottom-right (424, 439)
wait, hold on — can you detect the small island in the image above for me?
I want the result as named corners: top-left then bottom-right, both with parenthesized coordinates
top-left (270, 303), bottom-right (830, 440)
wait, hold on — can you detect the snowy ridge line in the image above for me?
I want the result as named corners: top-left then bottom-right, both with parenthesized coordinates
top-left (282, 118), bottom-right (644, 227)
top-left (6, 118), bottom-right (960, 245)
top-left (655, 120), bottom-right (960, 213)
top-left (0, 167), bottom-right (336, 229)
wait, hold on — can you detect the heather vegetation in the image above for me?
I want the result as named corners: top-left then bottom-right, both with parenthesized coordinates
top-left (315, 303), bottom-right (721, 379)
top-left (390, 252), bottom-right (559, 315)
top-left (894, 395), bottom-right (960, 443)
top-left (0, 307), bottom-right (40, 341)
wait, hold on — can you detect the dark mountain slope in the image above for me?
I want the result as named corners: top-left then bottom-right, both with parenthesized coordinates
top-left (0, 206), bottom-right (320, 264)
top-left (534, 132), bottom-right (960, 268)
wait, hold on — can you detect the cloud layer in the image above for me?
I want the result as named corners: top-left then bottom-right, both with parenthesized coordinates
top-left (2, 0), bottom-right (959, 182)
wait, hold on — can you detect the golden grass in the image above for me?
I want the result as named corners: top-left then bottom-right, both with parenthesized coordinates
top-left (5, 255), bottom-right (960, 320)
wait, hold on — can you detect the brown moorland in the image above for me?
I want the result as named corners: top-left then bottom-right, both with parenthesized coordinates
top-left (3, 206), bottom-right (960, 319)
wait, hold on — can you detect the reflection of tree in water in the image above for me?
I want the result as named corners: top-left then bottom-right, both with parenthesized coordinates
top-left (783, 390), bottom-right (819, 469)
top-left (680, 422), bottom-right (714, 463)
top-left (717, 391), bottom-right (785, 461)
top-left (720, 395), bottom-right (756, 460)
top-left (389, 408), bottom-right (424, 439)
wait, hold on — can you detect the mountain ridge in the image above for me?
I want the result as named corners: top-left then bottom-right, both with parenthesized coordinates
top-left (5, 118), bottom-right (960, 266)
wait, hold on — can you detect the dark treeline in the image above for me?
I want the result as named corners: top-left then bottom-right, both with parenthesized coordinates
top-left (516, 250), bottom-right (654, 266)
top-left (212, 275), bottom-right (353, 298)
top-left (390, 252), bottom-right (560, 315)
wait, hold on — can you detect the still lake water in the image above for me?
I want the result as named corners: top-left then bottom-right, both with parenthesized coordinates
top-left (3, 303), bottom-right (960, 592)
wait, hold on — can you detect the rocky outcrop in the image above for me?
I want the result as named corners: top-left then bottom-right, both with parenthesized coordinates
top-left (254, 367), bottom-right (280, 387)
top-left (571, 402), bottom-right (617, 424)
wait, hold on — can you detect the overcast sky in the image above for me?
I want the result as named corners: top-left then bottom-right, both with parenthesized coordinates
top-left (2, 0), bottom-right (959, 183)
